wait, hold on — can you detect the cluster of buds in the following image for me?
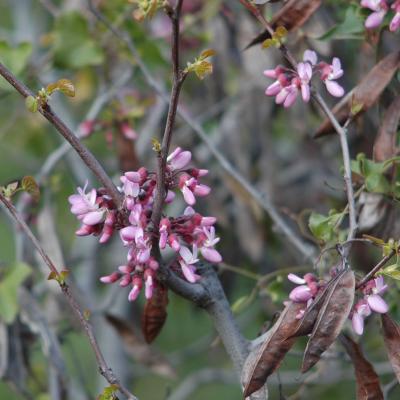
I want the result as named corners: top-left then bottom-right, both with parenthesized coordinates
top-left (68, 147), bottom-right (221, 302)
top-left (287, 272), bottom-right (323, 319)
top-left (351, 276), bottom-right (388, 335)
top-left (361, 0), bottom-right (400, 32)
top-left (264, 50), bottom-right (344, 108)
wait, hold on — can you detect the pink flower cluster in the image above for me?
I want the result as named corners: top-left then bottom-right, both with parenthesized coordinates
top-left (68, 147), bottom-right (222, 302)
top-left (351, 276), bottom-right (388, 335)
top-left (264, 50), bottom-right (344, 108)
top-left (287, 272), bottom-right (322, 319)
top-left (361, 0), bottom-right (400, 32)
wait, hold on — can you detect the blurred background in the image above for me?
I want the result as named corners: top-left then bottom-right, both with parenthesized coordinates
top-left (0, 0), bottom-right (399, 399)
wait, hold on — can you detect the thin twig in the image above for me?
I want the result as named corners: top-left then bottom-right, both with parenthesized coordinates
top-left (238, 0), bottom-right (358, 243)
top-left (356, 250), bottom-right (396, 289)
top-left (0, 62), bottom-right (123, 209)
top-left (0, 193), bottom-right (138, 400)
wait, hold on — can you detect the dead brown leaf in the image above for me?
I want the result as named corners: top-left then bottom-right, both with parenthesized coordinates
top-left (340, 334), bottom-right (383, 400)
top-left (381, 313), bottom-right (400, 383)
top-left (301, 268), bottom-right (355, 373)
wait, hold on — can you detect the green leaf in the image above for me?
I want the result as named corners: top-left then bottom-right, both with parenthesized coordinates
top-left (0, 262), bottom-right (32, 324)
top-left (53, 12), bottom-right (104, 69)
top-left (308, 211), bottom-right (342, 243)
top-left (381, 264), bottom-right (400, 280)
top-left (25, 95), bottom-right (38, 113)
top-left (97, 384), bottom-right (118, 400)
top-left (0, 41), bottom-right (32, 90)
top-left (317, 6), bottom-right (364, 41)
top-left (365, 172), bottom-right (390, 194)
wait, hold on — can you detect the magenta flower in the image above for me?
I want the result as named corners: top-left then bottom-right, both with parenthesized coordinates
top-left (351, 276), bottom-right (388, 335)
top-left (179, 174), bottom-right (211, 205)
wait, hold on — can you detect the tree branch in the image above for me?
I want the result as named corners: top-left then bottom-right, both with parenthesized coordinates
top-left (0, 62), bottom-right (123, 209)
top-left (87, 1), bottom-right (315, 261)
top-left (355, 250), bottom-right (396, 289)
top-left (237, 0), bottom-right (358, 243)
top-left (0, 193), bottom-right (138, 400)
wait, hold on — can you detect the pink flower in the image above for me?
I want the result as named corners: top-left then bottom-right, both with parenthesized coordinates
top-left (68, 183), bottom-right (106, 225)
top-left (352, 276), bottom-right (389, 335)
top-left (199, 226), bottom-right (222, 263)
top-left (120, 171), bottom-right (141, 197)
top-left (352, 299), bottom-right (372, 335)
top-left (319, 58), bottom-right (344, 97)
top-left (167, 147), bottom-right (192, 170)
top-left (144, 269), bottom-right (155, 299)
top-left (297, 62), bottom-right (313, 102)
top-left (179, 245), bottom-right (200, 283)
top-left (287, 273), bottom-right (319, 303)
top-left (361, 0), bottom-right (388, 28)
top-left (179, 175), bottom-right (211, 205)
top-left (390, 1), bottom-right (400, 31)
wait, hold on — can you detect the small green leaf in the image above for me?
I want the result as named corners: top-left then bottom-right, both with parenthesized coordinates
top-left (0, 262), bottom-right (32, 324)
top-left (97, 384), bottom-right (119, 400)
top-left (365, 173), bottom-right (390, 194)
top-left (308, 211), bottom-right (342, 243)
top-left (47, 271), bottom-right (58, 281)
top-left (25, 95), bottom-right (38, 113)
top-left (1, 181), bottom-right (19, 198)
top-left (21, 176), bottom-right (40, 201)
top-left (46, 79), bottom-right (75, 97)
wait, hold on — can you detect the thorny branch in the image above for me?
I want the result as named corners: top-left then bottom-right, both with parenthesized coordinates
top-left (0, 193), bottom-right (138, 400)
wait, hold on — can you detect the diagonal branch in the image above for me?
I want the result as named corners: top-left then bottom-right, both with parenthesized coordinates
top-left (0, 62), bottom-right (123, 209)
top-left (0, 193), bottom-right (138, 400)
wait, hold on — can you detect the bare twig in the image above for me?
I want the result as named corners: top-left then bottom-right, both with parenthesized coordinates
top-left (355, 250), bottom-right (396, 289)
top-left (151, 0), bottom-right (187, 236)
top-left (0, 62), bottom-right (123, 209)
top-left (0, 193), bottom-right (138, 400)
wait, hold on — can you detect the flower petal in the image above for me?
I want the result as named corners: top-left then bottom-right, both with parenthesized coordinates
top-left (367, 294), bottom-right (388, 313)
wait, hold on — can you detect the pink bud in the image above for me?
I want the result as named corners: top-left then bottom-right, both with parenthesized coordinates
top-left (352, 312), bottom-right (365, 335)
top-left (194, 184), bottom-right (211, 197)
top-left (82, 210), bottom-right (105, 225)
top-left (200, 247), bottom-right (222, 263)
top-left (119, 274), bottom-right (132, 287)
top-left (367, 294), bottom-right (388, 313)
top-left (100, 272), bottom-right (121, 284)
top-left (289, 285), bottom-right (313, 303)
top-left (288, 273), bottom-right (306, 285)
